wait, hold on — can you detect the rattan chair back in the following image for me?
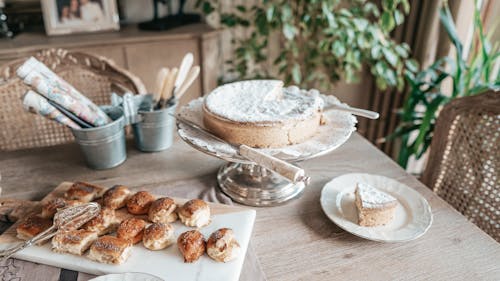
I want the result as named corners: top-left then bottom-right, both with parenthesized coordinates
top-left (422, 91), bottom-right (499, 242)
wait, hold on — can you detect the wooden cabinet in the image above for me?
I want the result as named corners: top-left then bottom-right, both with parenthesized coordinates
top-left (0, 24), bottom-right (220, 104)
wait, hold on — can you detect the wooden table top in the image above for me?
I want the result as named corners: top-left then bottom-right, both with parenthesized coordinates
top-left (1, 133), bottom-right (499, 280)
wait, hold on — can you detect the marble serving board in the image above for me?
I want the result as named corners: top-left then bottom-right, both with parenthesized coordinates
top-left (0, 182), bottom-right (256, 281)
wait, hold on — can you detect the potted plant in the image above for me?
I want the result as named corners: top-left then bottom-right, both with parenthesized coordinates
top-left (387, 0), bottom-right (499, 169)
top-left (196, 0), bottom-right (417, 91)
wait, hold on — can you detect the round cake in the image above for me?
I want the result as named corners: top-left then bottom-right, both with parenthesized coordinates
top-left (203, 80), bottom-right (324, 148)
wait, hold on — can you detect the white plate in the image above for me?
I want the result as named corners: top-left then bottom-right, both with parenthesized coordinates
top-left (90, 272), bottom-right (164, 281)
top-left (320, 173), bottom-right (432, 242)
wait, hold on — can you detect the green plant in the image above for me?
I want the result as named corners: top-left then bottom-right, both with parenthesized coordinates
top-left (197, 0), bottom-right (417, 91)
top-left (387, 0), bottom-right (500, 168)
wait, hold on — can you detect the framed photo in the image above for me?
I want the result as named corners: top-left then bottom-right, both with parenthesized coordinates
top-left (41, 0), bottom-right (119, 36)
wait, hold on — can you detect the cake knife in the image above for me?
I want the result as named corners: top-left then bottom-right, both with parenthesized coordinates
top-left (323, 104), bottom-right (379, 119)
top-left (172, 114), bottom-right (310, 184)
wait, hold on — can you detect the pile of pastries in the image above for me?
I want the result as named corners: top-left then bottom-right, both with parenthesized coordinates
top-left (15, 182), bottom-right (241, 265)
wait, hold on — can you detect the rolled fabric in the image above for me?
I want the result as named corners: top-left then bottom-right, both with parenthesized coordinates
top-left (22, 90), bottom-right (81, 129)
top-left (17, 57), bottom-right (111, 127)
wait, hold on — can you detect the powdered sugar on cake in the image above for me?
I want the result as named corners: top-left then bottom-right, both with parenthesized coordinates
top-left (356, 182), bottom-right (397, 209)
top-left (204, 80), bottom-right (324, 123)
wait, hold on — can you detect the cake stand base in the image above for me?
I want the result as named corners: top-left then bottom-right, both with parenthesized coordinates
top-left (217, 162), bottom-right (306, 207)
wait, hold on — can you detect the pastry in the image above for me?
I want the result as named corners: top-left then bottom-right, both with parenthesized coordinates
top-left (178, 199), bottom-right (211, 228)
top-left (52, 229), bottom-right (98, 255)
top-left (16, 214), bottom-right (52, 241)
top-left (126, 191), bottom-right (156, 215)
top-left (207, 228), bottom-right (241, 262)
top-left (41, 198), bottom-right (81, 219)
top-left (65, 182), bottom-right (105, 202)
top-left (116, 218), bottom-right (146, 244)
top-left (354, 182), bottom-right (398, 227)
top-left (81, 207), bottom-right (117, 235)
top-left (88, 236), bottom-right (132, 265)
top-left (177, 230), bottom-right (206, 263)
top-left (148, 197), bottom-right (178, 223)
top-left (142, 222), bottom-right (175, 250)
top-left (102, 185), bottom-right (131, 210)
top-left (203, 80), bottom-right (324, 148)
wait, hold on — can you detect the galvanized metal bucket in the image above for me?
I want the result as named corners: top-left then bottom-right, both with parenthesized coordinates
top-left (71, 107), bottom-right (126, 170)
top-left (132, 103), bottom-right (177, 152)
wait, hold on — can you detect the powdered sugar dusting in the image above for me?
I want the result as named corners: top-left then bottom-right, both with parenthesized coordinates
top-left (177, 93), bottom-right (357, 162)
top-left (205, 80), bottom-right (324, 123)
top-left (356, 182), bottom-right (397, 209)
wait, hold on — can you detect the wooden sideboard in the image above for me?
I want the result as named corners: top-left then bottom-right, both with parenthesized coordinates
top-left (0, 23), bottom-right (220, 104)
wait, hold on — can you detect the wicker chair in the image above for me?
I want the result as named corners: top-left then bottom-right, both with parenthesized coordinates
top-left (422, 91), bottom-right (499, 242)
top-left (0, 48), bottom-right (146, 151)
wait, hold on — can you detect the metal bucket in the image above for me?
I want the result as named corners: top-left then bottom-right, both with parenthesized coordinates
top-left (132, 103), bottom-right (177, 152)
top-left (71, 107), bottom-right (126, 169)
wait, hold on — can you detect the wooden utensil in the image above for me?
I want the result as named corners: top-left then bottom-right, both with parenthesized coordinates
top-left (162, 53), bottom-right (193, 107)
top-left (153, 68), bottom-right (170, 104)
top-left (172, 66), bottom-right (200, 103)
top-left (157, 68), bottom-right (178, 109)
top-left (173, 53), bottom-right (193, 95)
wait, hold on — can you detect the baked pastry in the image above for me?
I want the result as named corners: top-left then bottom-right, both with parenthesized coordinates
top-left (16, 214), bottom-right (52, 241)
top-left (178, 199), bottom-right (211, 228)
top-left (41, 198), bottom-right (81, 219)
top-left (102, 185), bottom-right (131, 210)
top-left (52, 229), bottom-right (98, 255)
top-left (177, 230), bottom-right (206, 263)
top-left (116, 218), bottom-right (147, 244)
top-left (203, 80), bottom-right (324, 148)
top-left (65, 182), bottom-right (105, 202)
top-left (88, 236), bottom-right (132, 265)
top-left (142, 222), bottom-right (175, 250)
top-left (126, 191), bottom-right (156, 215)
top-left (207, 228), bottom-right (241, 262)
top-left (148, 197), bottom-right (178, 223)
top-left (81, 207), bottom-right (117, 235)
top-left (355, 182), bottom-right (398, 227)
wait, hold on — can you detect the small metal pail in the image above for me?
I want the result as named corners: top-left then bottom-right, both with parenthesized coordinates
top-left (71, 107), bottom-right (126, 169)
top-left (132, 103), bottom-right (177, 152)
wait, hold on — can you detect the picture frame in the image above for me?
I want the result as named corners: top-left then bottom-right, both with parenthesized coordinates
top-left (41, 0), bottom-right (119, 36)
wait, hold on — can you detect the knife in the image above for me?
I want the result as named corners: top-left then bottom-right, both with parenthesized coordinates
top-left (324, 104), bottom-right (379, 119)
top-left (172, 114), bottom-right (310, 184)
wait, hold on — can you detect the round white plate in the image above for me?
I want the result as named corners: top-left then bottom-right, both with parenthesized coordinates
top-left (320, 173), bottom-right (433, 242)
top-left (90, 273), bottom-right (164, 281)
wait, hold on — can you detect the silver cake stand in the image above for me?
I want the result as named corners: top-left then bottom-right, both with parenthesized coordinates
top-left (175, 98), bottom-right (357, 207)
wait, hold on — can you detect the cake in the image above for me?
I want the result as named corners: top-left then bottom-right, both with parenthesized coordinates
top-left (203, 80), bottom-right (324, 148)
top-left (354, 183), bottom-right (398, 227)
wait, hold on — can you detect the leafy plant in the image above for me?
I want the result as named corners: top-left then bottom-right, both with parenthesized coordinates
top-left (197, 0), bottom-right (417, 91)
top-left (387, 0), bottom-right (500, 168)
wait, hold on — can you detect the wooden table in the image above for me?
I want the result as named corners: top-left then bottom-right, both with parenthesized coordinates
top-left (1, 133), bottom-right (499, 280)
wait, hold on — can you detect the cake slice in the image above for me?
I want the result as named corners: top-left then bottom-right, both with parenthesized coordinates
top-left (355, 183), bottom-right (397, 227)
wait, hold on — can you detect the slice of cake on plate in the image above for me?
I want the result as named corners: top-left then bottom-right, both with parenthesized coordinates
top-left (354, 182), bottom-right (397, 227)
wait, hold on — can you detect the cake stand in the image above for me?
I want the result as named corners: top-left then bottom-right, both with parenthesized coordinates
top-left (175, 97), bottom-right (357, 207)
